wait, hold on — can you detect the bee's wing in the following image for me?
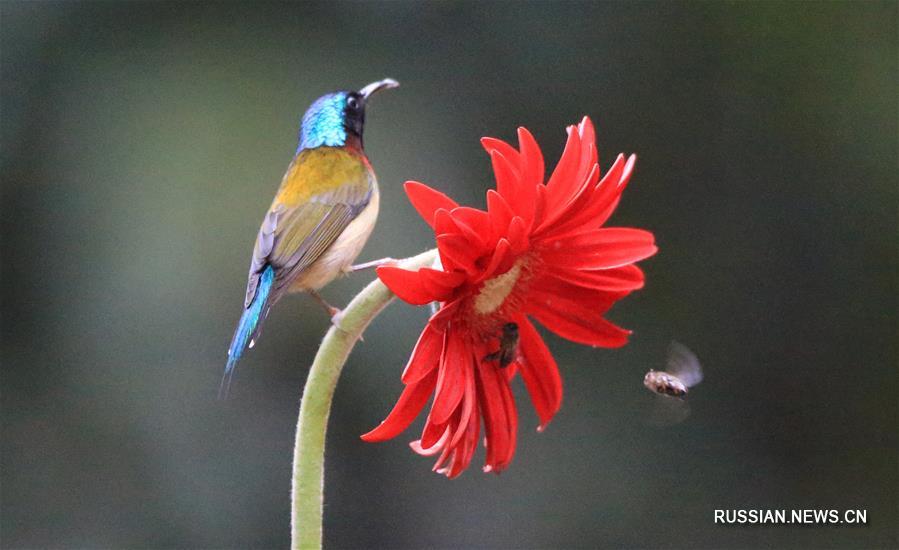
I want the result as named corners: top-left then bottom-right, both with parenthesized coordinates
top-left (666, 341), bottom-right (703, 388)
top-left (644, 393), bottom-right (691, 427)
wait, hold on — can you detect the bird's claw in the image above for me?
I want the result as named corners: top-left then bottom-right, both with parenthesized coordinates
top-left (330, 308), bottom-right (346, 330)
top-left (329, 309), bottom-right (361, 340)
top-left (347, 257), bottom-right (397, 273)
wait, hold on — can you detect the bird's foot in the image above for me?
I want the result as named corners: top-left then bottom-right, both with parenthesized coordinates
top-left (309, 291), bottom-right (359, 336)
top-left (330, 309), bottom-right (346, 331)
top-left (329, 309), bottom-right (360, 338)
top-left (310, 290), bottom-right (340, 318)
top-left (346, 257), bottom-right (396, 273)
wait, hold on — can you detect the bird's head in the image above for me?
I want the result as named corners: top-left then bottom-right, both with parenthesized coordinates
top-left (298, 78), bottom-right (399, 151)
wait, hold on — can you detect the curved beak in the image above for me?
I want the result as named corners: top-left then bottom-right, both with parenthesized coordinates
top-left (359, 78), bottom-right (399, 101)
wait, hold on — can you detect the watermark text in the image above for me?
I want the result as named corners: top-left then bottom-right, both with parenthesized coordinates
top-left (714, 509), bottom-right (867, 525)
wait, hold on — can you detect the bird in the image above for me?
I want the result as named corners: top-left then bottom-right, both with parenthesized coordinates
top-left (221, 78), bottom-right (399, 397)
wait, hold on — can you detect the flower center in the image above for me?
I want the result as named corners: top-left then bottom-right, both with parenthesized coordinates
top-left (473, 262), bottom-right (523, 315)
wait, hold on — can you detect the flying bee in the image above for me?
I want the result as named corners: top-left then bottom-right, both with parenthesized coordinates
top-left (643, 341), bottom-right (703, 426)
top-left (644, 341), bottom-right (703, 398)
top-left (483, 322), bottom-right (519, 368)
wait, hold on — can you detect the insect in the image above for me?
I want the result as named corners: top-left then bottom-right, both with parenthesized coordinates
top-left (483, 322), bottom-right (519, 368)
top-left (643, 341), bottom-right (703, 398)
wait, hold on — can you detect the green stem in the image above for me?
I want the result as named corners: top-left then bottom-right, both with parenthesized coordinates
top-left (290, 248), bottom-right (438, 549)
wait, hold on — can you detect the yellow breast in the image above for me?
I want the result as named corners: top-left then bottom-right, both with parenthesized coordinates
top-left (274, 147), bottom-right (370, 208)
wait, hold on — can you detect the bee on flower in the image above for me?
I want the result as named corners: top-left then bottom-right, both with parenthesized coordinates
top-left (483, 323), bottom-right (520, 369)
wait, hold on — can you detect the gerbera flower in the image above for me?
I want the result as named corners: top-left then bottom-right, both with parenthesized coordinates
top-left (362, 117), bottom-right (657, 477)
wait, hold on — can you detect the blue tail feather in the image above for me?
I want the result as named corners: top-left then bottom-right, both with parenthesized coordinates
top-left (220, 265), bottom-right (275, 399)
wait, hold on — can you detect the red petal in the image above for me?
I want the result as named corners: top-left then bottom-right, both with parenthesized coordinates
top-left (577, 153), bottom-right (627, 228)
top-left (420, 413), bottom-right (448, 449)
top-left (377, 266), bottom-right (437, 305)
top-left (535, 163), bottom-right (600, 235)
top-left (552, 226), bottom-right (653, 252)
top-left (545, 126), bottom-right (582, 207)
top-left (515, 315), bottom-right (562, 428)
top-left (594, 154), bottom-right (636, 227)
top-left (506, 216), bottom-right (529, 254)
top-left (546, 153), bottom-right (635, 238)
top-left (361, 368), bottom-right (438, 442)
top-left (428, 299), bottom-right (461, 329)
top-left (450, 398), bottom-right (480, 477)
top-left (493, 147), bottom-right (538, 229)
top-left (404, 181), bottom-right (458, 229)
top-left (410, 429), bottom-right (448, 456)
top-left (532, 184), bottom-right (548, 229)
top-left (448, 368), bottom-right (476, 448)
top-left (491, 150), bottom-right (521, 204)
top-left (401, 323), bottom-right (445, 384)
top-left (517, 127), bottom-right (545, 188)
top-left (449, 207), bottom-right (489, 249)
top-left (575, 117), bottom-right (598, 186)
top-left (528, 298), bottom-right (632, 348)
top-left (417, 268), bottom-right (465, 301)
top-left (475, 362), bottom-right (500, 470)
top-left (486, 190), bottom-right (514, 244)
top-left (433, 208), bottom-right (460, 237)
top-left (436, 234), bottom-right (480, 275)
top-left (506, 128), bottom-right (540, 227)
top-left (481, 136), bottom-right (521, 165)
top-left (444, 451), bottom-right (465, 478)
top-left (430, 329), bottom-right (470, 425)
top-left (541, 228), bottom-right (657, 270)
top-left (497, 365), bottom-right (518, 469)
top-left (527, 276), bottom-right (624, 316)
top-left (476, 356), bottom-right (517, 473)
top-left (477, 238), bottom-right (513, 282)
top-left (451, 206), bottom-right (491, 233)
top-left (549, 264), bottom-right (645, 292)
top-left (432, 441), bottom-right (453, 474)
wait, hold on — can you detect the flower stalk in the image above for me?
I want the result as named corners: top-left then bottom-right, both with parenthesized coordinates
top-left (290, 248), bottom-right (438, 550)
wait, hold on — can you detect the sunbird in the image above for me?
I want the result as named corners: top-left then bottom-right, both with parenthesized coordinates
top-left (222, 79), bottom-right (399, 397)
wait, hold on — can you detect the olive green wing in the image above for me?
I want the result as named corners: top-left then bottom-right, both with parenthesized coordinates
top-left (244, 180), bottom-right (372, 307)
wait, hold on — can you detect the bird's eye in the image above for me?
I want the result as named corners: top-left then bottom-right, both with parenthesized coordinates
top-left (347, 96), bottom-right (360, 110)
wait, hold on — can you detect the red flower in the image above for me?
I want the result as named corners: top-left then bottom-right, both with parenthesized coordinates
top-left (362, 117), bottom-right (657, 477)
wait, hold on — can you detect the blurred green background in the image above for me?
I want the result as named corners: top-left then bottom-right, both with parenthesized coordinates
top-left (2, 2), bottom-right (896, 548)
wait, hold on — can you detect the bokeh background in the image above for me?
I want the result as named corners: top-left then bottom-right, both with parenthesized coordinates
top-left (2, 2), bottom-right (896, 548)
